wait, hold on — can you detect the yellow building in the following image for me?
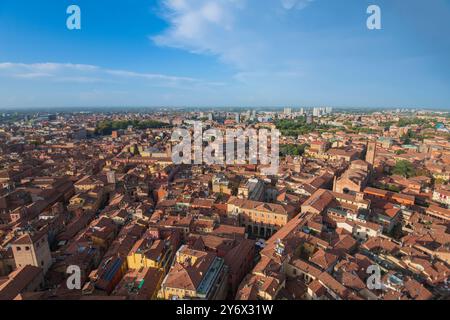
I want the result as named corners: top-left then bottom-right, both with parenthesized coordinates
top-left (158, 245), bottom-right (228, 300)
top-left (127, 238), bottom-right (173, 272)
top-left (74, 175), bottom-right (105, 193)
top-left (212, 174), bottom-right (233, 195)
top-left (67, 189), bottom-right (104, 213)
top-left (227, 196), bottom-right (297, 238)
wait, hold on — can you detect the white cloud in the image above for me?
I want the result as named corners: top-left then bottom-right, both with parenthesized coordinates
top-left (152, 0), bottom-right (315, 72)
top-left (0, 62), bottom-right (99, 72)
top-left (0, 62), bottom-right (204, 86)
top-left (280, 0), bottom-right (314, 10)
top-left (105, 69), bottom-right (197, 83)
top-left (14, 73), bottom-right (54, 79)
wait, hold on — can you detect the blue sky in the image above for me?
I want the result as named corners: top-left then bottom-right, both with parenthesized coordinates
top-left (0, 0), bottom-right (449, 109)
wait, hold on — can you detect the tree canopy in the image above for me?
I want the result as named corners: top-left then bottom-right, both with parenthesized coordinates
top-left (392, 160), bottom-right (416, 178)
top-left (276, 118), bottom-right (331, 137)
top-left (95, 119), bottom-right (171, 135)
top-left (280, 144), bottom-right (309, 157)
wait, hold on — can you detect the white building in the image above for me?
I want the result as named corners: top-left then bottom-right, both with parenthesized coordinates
top-left (433, 188), bottom-right (450, 207)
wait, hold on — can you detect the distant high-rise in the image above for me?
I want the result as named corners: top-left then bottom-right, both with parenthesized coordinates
top-left (235, 113), bottom-right (240, 123)
top-left (313, 107), bottom-right (321, 117)
top-left (284, 107), bottom-right (292, 115)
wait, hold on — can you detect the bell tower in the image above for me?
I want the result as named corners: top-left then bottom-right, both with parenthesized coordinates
top-left (366, 141), bottom-right (377, 166)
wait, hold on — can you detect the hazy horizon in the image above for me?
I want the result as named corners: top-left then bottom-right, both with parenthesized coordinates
top-left (1, 105), bottom-right (450, 115)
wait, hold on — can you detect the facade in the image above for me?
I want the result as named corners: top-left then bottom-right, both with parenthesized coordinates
top-left (309, 141), bottom-right (330, 155)
top-left (366, 142), bottom-right (377, 166)
top-left (364, 187), bottom-right (415, 207)
top-left (432, 188), bottom-right (450, 207)
top-left (211, 174), bottom-right (233, 195)
top-left (227, 197), bottom-right (297, 238)
top-left (334, 161), bottom-right (370, 195)
top-left (11, 231), bottom-right (52, 275)
top-left (127, 237), bottom-right (173, 272)
top-left (238, 178), bottom-right (265, 201)
top-left (223, 239), bottom-right (255, 296)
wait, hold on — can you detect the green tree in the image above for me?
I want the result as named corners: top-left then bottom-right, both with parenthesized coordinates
top-left (392, 160), bottom-right (416, 178)
top-left (95, 119), bottom-right (170, 135)
top-left (280, 144), bottom-right (309, 157)
top-left (275, 119), bottom-right (331, 137)
top-left (400, 131), bottom-right (413, 145)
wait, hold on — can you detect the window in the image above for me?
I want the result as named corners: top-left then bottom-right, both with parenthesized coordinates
top-left (16, 247), bottom-right (21, 251)
top-left (25, 246), bottom-right (30, 251)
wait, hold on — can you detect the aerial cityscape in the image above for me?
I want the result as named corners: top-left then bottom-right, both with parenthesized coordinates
top-left (0, 0), bottom-right (449, 307)
top-left (0, 107), bottom-right (449, 301)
